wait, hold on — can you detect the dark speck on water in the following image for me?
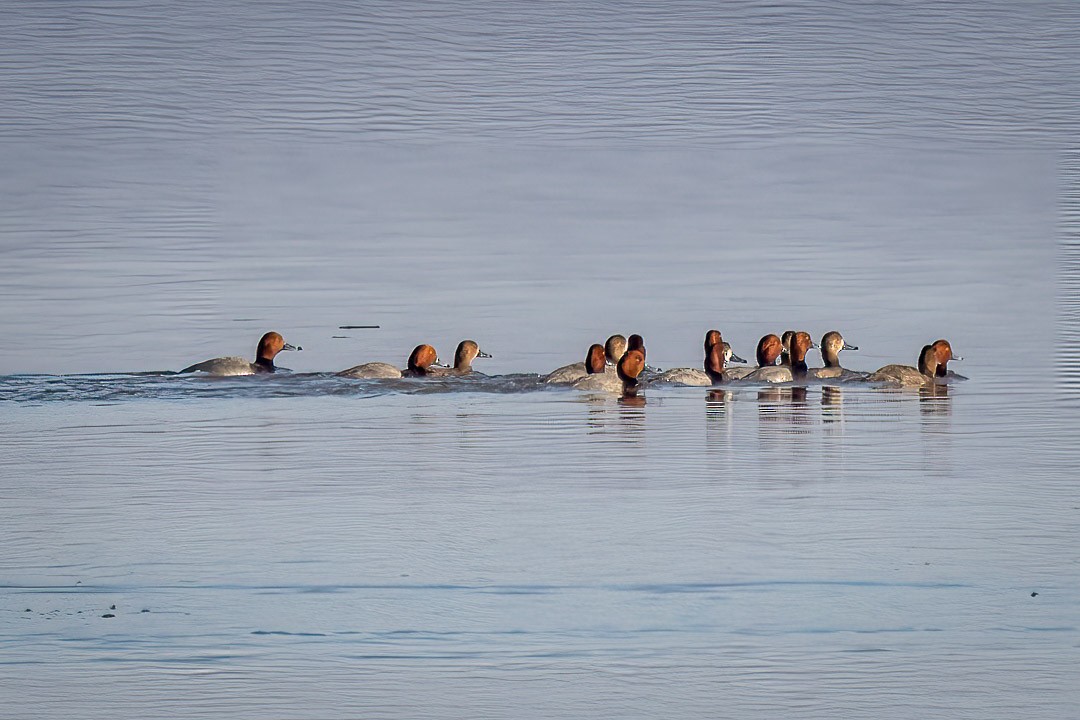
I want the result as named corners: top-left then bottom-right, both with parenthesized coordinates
top-left (101, 614), bottom-right (115, 619)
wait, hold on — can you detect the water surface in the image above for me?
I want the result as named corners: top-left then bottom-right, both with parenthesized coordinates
top-left (2, 2), bottom-right (1079, 718)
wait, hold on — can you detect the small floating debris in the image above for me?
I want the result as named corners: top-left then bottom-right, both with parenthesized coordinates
top-left (1031, 591), bottom-right (1039, 597)
top-left (338, 325), bottom-right (380, 329)
top-left (101, 613), bottom-right (115, 618)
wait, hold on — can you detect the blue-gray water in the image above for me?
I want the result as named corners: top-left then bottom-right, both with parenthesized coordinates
top-left (2, 2), bottom-right (1080, 718)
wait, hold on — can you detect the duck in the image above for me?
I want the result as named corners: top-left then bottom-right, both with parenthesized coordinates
top-left (573, 339), bottom-right (646, 393)
top-left (868, 339), bottom-right (963, 387)
top-left (428, 340), bottom-right (491, 377)
top-left (809, 331), bottom-right (861, 380)
top-left (544, 334), bottom-right (624, 384)
top-left (725, 333), bottom-right (781, 381)
top-left (180, 331), bottom-right (300, 376)
top-left (744, 331), bottom-right (817, 383)
top-left (703, 329), bottom-right (746, 368)
top-left (655, 330), bottom-right (747, 386)
top-left (339, 343), bottom-right (442, 379)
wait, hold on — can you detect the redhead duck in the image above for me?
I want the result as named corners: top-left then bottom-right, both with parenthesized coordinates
top-left (809, 331), bottom-right (861, 380)
top-left (180, 331), bottom-right (300, 376)
top-left (656, 330), bottom-right (747, 386)
top-left (544, 335), bottom-right (623, 384)
top-left (725, 333), bottom-right (781, 381)
top-left (868, 339), bottom-right (963, 387)
top-left (428, 340), bottom-right (491, 376)
top-left (339, 343), bottom-right (443, 379)
top-left (703, 329), bottom-right (746, 367)
top-left (574, 340), bottom-right (646, 393)
top-left (744, 331), bottom-right (817, 383)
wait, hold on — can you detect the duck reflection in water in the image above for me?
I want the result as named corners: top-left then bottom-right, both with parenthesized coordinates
top-left (757, 386), bottom-right (812, 436)
top-left (919, 382), bottom-right (951, 418)
top-left (706, 388), bottom-right (732, 417)
top-left (821, 385), bottom-right (844, 425)
top-left (581, 393), bottom-right (646, 440)
top-left (704, 388), bottom-right (734, 446)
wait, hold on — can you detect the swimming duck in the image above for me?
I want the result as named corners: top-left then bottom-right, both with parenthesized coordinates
top-left (573, 339), bottom-right (646, 393)
top-left (655, 330), bottom-right (747, 385)
top-left (180, 331), bottom-right (300, 376)
top-left (703, 329), bottom-right (746, 368)
top-left (544, 335), bottom-right (623, 384)
top-left (428, 340), bottom-right (491, 376)
top-left (744, 331), bottom-right (817, 383)
top-left (868, 339), bottom-right (963, 387)
top-left (809, 331), bottom-right (861, 380)
top-left (724, 333), bottom-right (781, 381)
top-left (339, 344), bottom-right (442, 379)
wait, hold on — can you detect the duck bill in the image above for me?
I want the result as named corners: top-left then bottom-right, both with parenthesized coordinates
top-left (951, 353), bottom-right (963, 361)
top-left (477, 350), bottom-right (492, 358)
top-left (842, 343), bottom-right (858, 351)
top-left (729, 352), bottom-right (747, 364)
top-left (283, 343), bottom-right (301, 351)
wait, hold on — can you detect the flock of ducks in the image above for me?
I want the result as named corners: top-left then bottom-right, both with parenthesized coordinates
top-left (179, 330), bottom-right (964, 394)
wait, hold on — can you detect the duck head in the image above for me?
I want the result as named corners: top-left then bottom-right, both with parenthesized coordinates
top-left (756, 334), bottom-right (783, 367)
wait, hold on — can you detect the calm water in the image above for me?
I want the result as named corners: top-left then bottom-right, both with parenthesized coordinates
top-left (2, 2), bottom-right (1080, 718)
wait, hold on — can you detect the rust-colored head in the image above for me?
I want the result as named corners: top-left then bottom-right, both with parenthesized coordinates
top-left (704, 342), bottom-right (726, 381)
top-left (255, 331), bottom-right (298, 367)
top-left (407, 344), bottom-right (440, 374)
top-left (256, 332), bottom-right (286, 361)
top-left (453, 340), bottom-right (490, 370)
top-left (605, 334), bottom-right (627, 363)
top-left (704, 329), bottom-right (722, 352)
top-left (585, 343), bottom-right (607, 374)
top-left (618, 348), bottom-right (646, 386)
top-left (756, 334), bottom-right (783, 367)
top-left (931, 339), bottom-right (960, 376)
top-left (790, 331), bottom-right (815, 372)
